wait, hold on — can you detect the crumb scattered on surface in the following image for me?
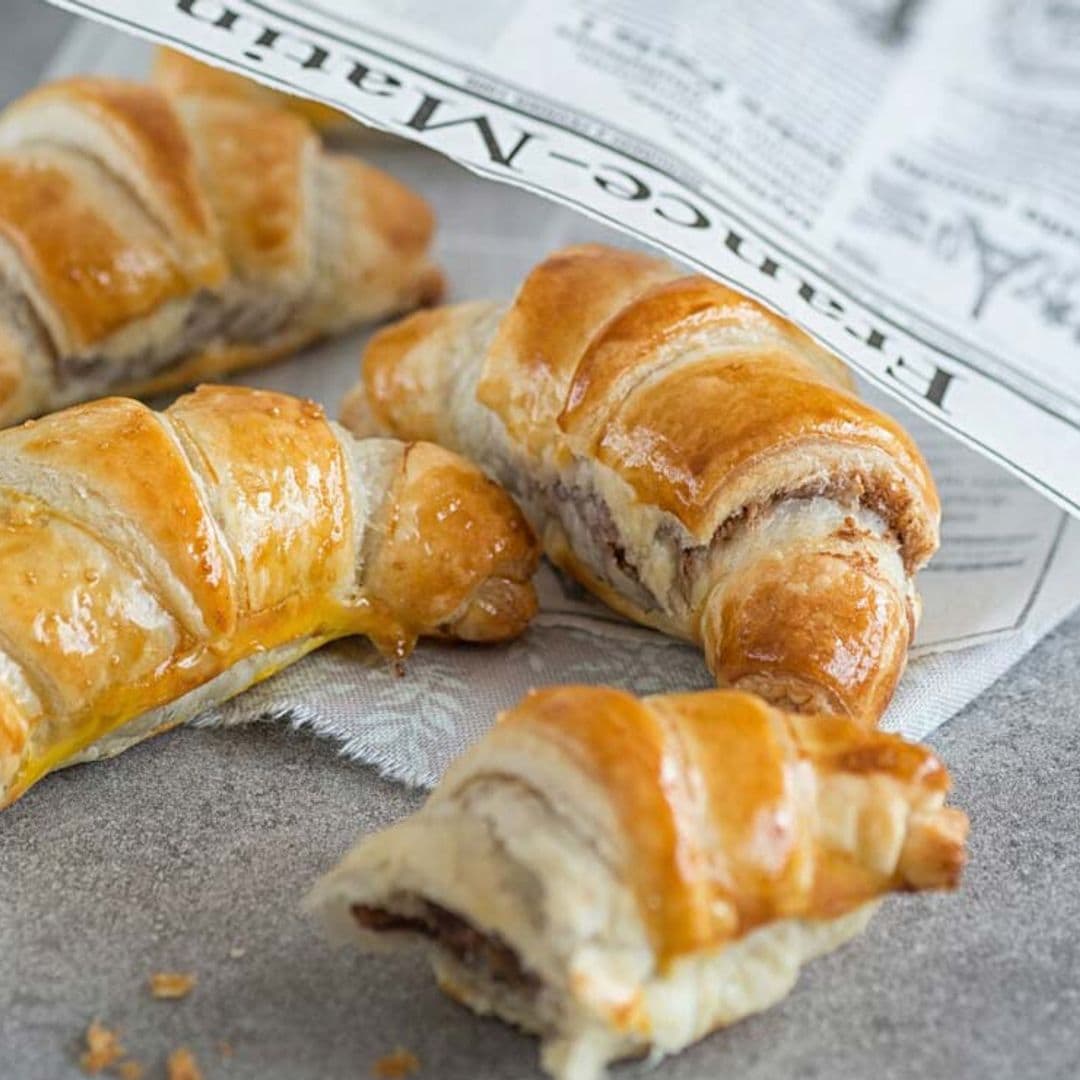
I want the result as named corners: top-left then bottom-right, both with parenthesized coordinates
top-left (166, 1047), bottom-right (203, 1080)
top-left (228, 946), bottom-right (246, 960)
top-left (149, 972), bottom-right (197, 1000)
top-left (217, 1041), bottom-right (234, 1058)
top-left (372, 1048), bottom-right (421, 1078)
top-left (79, 1020), bottom-right (123, 1074)
top-left (116, 1060), bottom-right (145, 1080)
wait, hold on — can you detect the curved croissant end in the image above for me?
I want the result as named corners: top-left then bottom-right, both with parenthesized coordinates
top-left (309, 685), bottom-right (968, 1080)
top-left (0, 385), bottom-right (538, 808)
top-left (343, 245), bottom-right (940, 724)
top-left (0, 77), bottom-right (442, 425)
top-left (362, 439), bottom-right (539, 647)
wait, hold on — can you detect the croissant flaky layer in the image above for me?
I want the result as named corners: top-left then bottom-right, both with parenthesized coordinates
top-left (0, 385), bottom-right (538, 807)
top-left (310, 686), bottom-right (968, 1080)
top-left (343, 244), bottom-right (942, 723)
top-left (153, 48), bottom-right (354, 133)
top-left (0, 76), bottom-right (442, 425)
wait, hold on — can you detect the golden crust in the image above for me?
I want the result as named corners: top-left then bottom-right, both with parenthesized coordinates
top-left (0, 76), bottom-right (441, 424)
top-left (346, 157), bottom-right (439, 263)
top-left (168, 386), bottom-right (353, 617)
top-left (478, 244), bottom-right (675, 455)
top-left (353, 303), bottom-right (491, 443)
top-left (304, 155), bottom-right (445, 334)
top-left (0, 78), bottom-right (226, 288)
top-left (703, 543), bottom-right (912, 720)
top-left (511, 250), bottom-right (937, 546)
top-left (499, 686), bottom-right (965, 963)
top-left (0, 486), bottom-right (183, 725)
top-left (595, 350), bottom-right (919, 532)
top-left (561, 273), bottom-right (854, 434)
top-left (314, 685), bottom-right (967, 1076)
top-left (153, 47), bottom-right (350, 132)
top-left (0, 395), bottom-right (236, 637)
top-left (365, 440), bottom-right (539, 646)
top-left (348, 244), bottom-right (941, 723)
top-left (0, 153), bottom-right (189, 350)
top-left (175, 95), bottom-right (315, 289)
top-left (0, 386), bottom-right (538, 808)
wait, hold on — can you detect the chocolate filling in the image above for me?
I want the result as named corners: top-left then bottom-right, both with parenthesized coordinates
top-left (520, 465), bottom-right (916, 622)
top-left (56, 287), bottom-right (304, 392)
top-left (352, 901), bottom-right (538, 992)
top-left (522, 476), bottom-right (657, 612)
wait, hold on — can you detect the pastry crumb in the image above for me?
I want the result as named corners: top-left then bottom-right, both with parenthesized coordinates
top-left (116, 1060), bottom-right (146, 1080)
top-left (166, 1047), bottom-right (203, 1080)
top-left (228, 945), bottom-right (246, 959)
top-left (217, 1040), bottom-right (234, 1058)
top-left (79, 1020), bottom-right (123, 1074)
top-left (372, 1047), bottom-right (420, 1078)
top-left (149, 971), bottom-right (197, 1000)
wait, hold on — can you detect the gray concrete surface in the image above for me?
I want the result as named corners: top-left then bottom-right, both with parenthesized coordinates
top-left (4, 606), bottom-right (1079, 1080)
top-left (2, 4), bottom-right (1079, 1078)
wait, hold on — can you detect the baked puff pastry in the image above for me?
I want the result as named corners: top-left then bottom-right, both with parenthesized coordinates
top-left (309, 686), bottom-right (968, 1080)
top-left (0, 385), bottom-right (538, 808)
top-left (342, 244), bottom-right (941, 723)
top-left (0, 76), bottom-right (442, 425)
top-left (153, 47), bottom-right (354, 135)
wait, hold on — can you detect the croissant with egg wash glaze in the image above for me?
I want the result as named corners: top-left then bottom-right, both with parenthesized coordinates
top-left (342, 244), bottom-right (941, 723)
top-left (0, 385), bottom-right (538, 807)
top-left (310, 685), bottom-right (967, 1080)
top-left (0, 76), bottom-right (442, 424)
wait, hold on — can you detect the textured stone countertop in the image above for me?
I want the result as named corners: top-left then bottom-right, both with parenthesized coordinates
top-left (2, 5), bottom-right (1078, 1079)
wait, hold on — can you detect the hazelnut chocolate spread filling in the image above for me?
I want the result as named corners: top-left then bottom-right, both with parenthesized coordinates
top-left (526, 466), bottom-right (917, 619)
top-left (352, 902), bottom-right (539, 993)
top-left (56, 289), bottom-right (302, 391)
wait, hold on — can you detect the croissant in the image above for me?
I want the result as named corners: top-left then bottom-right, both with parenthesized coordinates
top-left (310, 685), bottom-right (967, 1080)
top-left (342, 244), bottom-right (941, 723)
top-left (0, 76), bottom-right (442, 425)
top-left (153, 48), bottom-right (354, 134)
top-left (0, 385), bottom-right (538, 808)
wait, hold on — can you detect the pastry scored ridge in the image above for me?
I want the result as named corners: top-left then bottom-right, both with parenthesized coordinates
top-left (0, 384), bottom-right (538, 808)
top-left (0, 76), bottom-right (443, 425)
top-left (309, 685), bottom-right (967, 1080)
top-left (342, 243), bottom-right (941, 723)
top-left (153, 47), bottom-right (354, 134)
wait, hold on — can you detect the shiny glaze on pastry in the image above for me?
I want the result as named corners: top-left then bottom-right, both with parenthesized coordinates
top-left (0, 76), bottom-right (442, 424)
top-left (343, 244), bottom-right (940, 723)
top-left (0, 385), bottom-right (538, 806)
top-left (153, 47), bottom-right (352, 133)
top-left (311, 685), bottom-right (966, 1080)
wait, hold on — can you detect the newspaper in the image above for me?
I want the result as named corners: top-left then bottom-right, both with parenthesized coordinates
top-left (40, 0), bottom-right (1080, 517)
top-left (29, 5), bottom-right (1080, 779)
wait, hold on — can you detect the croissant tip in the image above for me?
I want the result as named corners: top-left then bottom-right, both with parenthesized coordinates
top-left (900, 806), bottom-right (970, 891)
top-left (416, 266), bottom-right (447, 308)
top-left (444, 577), bottom-right (539, 643)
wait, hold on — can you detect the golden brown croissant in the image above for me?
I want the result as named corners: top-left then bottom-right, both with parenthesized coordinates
top-left (342, 244), bottom-right (941, 723)
top-left (0, 385), bottom-right (538, 808)
top-left (0, 76), bottom-right (442, 425)
top-left (310, 685), bottom-right (967, 1080)
top-left (152, 48), bottom-right (355, 134)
